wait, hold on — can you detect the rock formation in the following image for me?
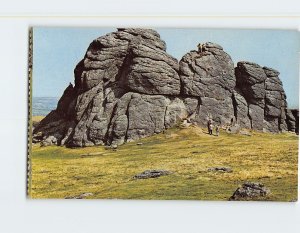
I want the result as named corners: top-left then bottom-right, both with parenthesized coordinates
top-left (33, 28), bottom-right (299, 147)
top-left (287, 109), bottom-right (299, 135)
top-left (179, 42), bottom-right (236, 126)
top-left (229, 182), bottom-right (270, 201)
top-left (234, 63), bottom-right (290, 132)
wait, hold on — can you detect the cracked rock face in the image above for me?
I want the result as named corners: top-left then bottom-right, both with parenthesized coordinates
top-left (179, 42), bottom-right (236, 125)
top-left (263, 67), bottom-right (288, 132)
top-left (287, 109), bottom-right (299, 134)
top-left (229, 182), bottom-right (270, 201)
top-left (33, 28), bottom-right (298, 147)
top-left (34, 28), bottom-right (193, 147)
top-left (235, 62), bottom-right (267, 130)
top-left (234, 62), bottom-right (293, 133)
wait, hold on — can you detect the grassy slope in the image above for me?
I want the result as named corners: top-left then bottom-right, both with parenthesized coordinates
top-left (32, 116), bottom-right (45, 123)
top-left (30, 126), bottom-right (298, 201)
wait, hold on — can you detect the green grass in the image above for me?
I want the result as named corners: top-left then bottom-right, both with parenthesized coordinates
top-left (29, 126), bottom-right (298, 201)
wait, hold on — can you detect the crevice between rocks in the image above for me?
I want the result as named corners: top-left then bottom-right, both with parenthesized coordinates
top-left (104, 102), bottom-right (119, 145)
top-left (247, 104), bottom-right (253, 129)
top-left (231, 93), bottom-right (238, 123)
top-left (163, 105), bottom-right (169, 129)
top-left (124, 95), bottom-right (133, 143)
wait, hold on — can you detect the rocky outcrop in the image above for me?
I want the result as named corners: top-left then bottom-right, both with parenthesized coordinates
top-left (34, 28), bottom-right (196, 147)
top-left (291, 109), bottom-right (299, 134)
top-left (232, 90), bottom-right (251, 128)
top-left (235, 62), bottom-right (267, 130)
top-left (133, 170), bottom-right (172, 179)
top-left (179, 42), bottom-right (236, 126)
top-left (234, 62), bottom-right (292, 133)
top-left (33, 28), bottom-right (298, 147)
top-left (229, 182), bottom-right (270, 201)
top-left (287, 109), bottom-right (299, 134)
top-left (263, 67), bottom-right (288, 132)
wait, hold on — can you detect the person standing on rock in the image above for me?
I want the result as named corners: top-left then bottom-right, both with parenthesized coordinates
top-left (197, 43), bottom-right (203, 53)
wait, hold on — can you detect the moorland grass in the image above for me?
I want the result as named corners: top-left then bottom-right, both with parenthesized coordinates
top-left (29, 126), bottom-right (298, 201)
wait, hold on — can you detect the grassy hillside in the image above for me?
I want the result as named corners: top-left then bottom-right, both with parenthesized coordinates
top-left (29, 126), bottom-right (298, 201)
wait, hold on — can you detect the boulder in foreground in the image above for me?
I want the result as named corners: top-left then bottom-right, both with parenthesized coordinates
top-left (229, 182), bottom-right (270, 201)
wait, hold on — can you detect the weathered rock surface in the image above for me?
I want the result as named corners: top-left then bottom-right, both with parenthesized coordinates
top-left (235, 62), bottom-right (267, 130)
top-left (226, 124), bottom-right (240, 134)
top-left (263, 67), bottom-right (288, 132)
top-left (179, 42), bottom-right (236, 126)
top-left (32, 132), bottom-right (43, 143)
top-left (286, 109), bottom-right (296, 132)
top-left (208, 167), bottom-right (232, 173)
top-left (41, 135), bottom-right (58, 147)
top-left (291, 109), bottom-right (299, 135)
top-left (33, 28), bottom-right (298, 147)
top-left (229, 182), bottom-right (270, 201)
top-left (133, 170), bottom-right (171, 179)
top-left (232, 90), bottom-right (251, 128)
top-left (235, 63), bottom-right (293, 133)
top-left (34, 28), bottom-right (190, 147)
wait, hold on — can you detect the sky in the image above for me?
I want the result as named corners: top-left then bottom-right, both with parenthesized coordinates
top-left (33, 27), bottom-right (300, 108)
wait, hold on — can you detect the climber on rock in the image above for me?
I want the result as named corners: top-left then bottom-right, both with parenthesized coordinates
top-left (197, 43), bottom-right (203, 53)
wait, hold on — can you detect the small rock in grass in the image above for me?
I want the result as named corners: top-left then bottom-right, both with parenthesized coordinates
top-left (226, 125), bottom-right (240, 134)
top-left (229, 182), bottom-right (270, 201)
top-left (239, 130), bottom-right (252, 136)
top-left (137, 142), bottom-right (143, 145)
top-left (208, 167), bottom-right (232, 173)
top-left (32, 131), bottom-right (43, 143)
top-left (40, 135), bottom-right (57, 147)
top-left (65, 192), bottom-right (93, 199)
top-left (111, 144), bottom-right (118, 149)
top-left (133, 170), bottom-right (171, 179)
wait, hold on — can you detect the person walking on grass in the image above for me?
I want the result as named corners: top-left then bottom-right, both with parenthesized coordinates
top-left (209, 121), bottom-right (213, 135)
top-left (207, 119), bottom-right (211, 134)
top-left (215, 125), bottom-right (220, 136)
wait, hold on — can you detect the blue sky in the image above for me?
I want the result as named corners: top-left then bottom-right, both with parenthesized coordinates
top-left (33, 27), bottom-right (299, 108)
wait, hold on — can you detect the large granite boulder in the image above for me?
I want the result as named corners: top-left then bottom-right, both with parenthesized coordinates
top-left (286, 109), bottom-right (296, 132)
top-left (179, 42), bottom-right (236, 126)
top-left (290, 109), bottom-right (299, 134)
top-left (235, 63), bottom-right (292, 133)
top-left (34, 28), bottom-right (192, 147)
top-left (232, 90), bottom-right (251, 128)
top-left (235, 62), bottom-right (267, 130)
top-left (229, 182), bottom-right (270, 201)
top-left (263, 67), bottom-right (288, 132)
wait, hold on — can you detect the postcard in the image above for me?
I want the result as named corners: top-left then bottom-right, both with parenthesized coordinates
top-left (28, 27), bottom-right (299, 201)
